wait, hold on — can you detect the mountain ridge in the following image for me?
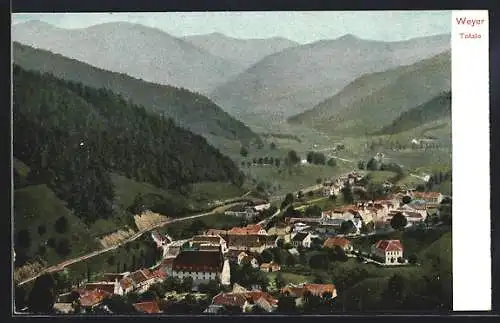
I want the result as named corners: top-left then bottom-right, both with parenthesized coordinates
top-left (13, 42), bottom-right (261, 149)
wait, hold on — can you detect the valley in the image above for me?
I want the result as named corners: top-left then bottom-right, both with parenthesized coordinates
top-left (12, 14), bottom-right (453, 315)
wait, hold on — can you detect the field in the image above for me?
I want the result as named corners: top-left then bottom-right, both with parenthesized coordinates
top-left (244, 164), bottom-right (351, 196)
top-left (14, 185), bottom-right (99, 269)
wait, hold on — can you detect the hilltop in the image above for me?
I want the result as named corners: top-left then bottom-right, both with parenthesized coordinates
top-left (12, 20), bottom-right (242, 94)
top-left (288, 51), bottom-right (451, 137)
top-left (182, 32), bottom-right (299, 69)
top-left (210, 34), bottom-right (450, 122)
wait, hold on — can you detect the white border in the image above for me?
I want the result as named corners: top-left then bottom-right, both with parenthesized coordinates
top-left (452, 10), bottom-right (491, 311)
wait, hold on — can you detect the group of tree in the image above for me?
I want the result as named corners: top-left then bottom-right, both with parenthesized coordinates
top-left (230, 262), bottom-right (269, 291)
top-left (14, 66), bottom-right (244, 225)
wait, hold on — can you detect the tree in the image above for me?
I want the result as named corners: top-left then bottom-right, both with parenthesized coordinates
top-left (327, 158), bottom-right (336, 167)
top-left (54, 216), bottom-right (69, 234)
top-left (181, 277), bottom-right (194, 293)
top-left (261, 249), bottom-right (274, 263)
top-left (339, 220), bottom-right (357, 235)
top-left (402, 195), bottom-right (412, 204)
top-left (390, 212), bottom-right (408, 231)
top-left (297, 190), bottom-right (304, 200)
top-left (304, 205), bottom-right (322, 218)
top-left (16, 229), bottom-right (31, 249)
top-left (306, 152), bottom-right (314, 164)
top-left (275, 272), bottom-right (286, 289)
top-left (276, 239), bottom-right (285, 248)
top-left (27, 274), bottom-right (56, 313)
top-left (270, 142), bottom-right (277, 150)
top-left (358, 160), bottom-right (366, 170)
top-left (316, 178), bottom-right (322, 184)
top-left (275, 158), bottom-right (281, 167)
top-left (240, 146), bottom-right (249, 157)
top-left (287, 150), bottom-right (301, 165)
top-left (281, 193), bottom-right (294, 209)
top-left (381, 274), bottom-right (406, 310)
top-left (366, 157), bottom-right (380, 171)
top-left (37, 225), bottom-right (47, 236)
top-left (341, 182), bottom-right (354, 204)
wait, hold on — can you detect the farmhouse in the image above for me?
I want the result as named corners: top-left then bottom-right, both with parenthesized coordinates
top-left (371, 240), bottom-right (404, 265)
top-left (323, 237), bottom-right (353, 252)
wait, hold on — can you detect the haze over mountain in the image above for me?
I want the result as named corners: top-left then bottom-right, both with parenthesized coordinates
top-left (210, 34), bottom-right (451, 122)
top-left (288, 51), bottom-right (451, 136)
top-left (182, 32), bottom-right (299, 69)
top-left (13, 42), bottom-right (261, 150)
top-left (12, 20), bottom-right (243, 94)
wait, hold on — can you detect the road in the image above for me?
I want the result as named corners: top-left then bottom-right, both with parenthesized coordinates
top-left (16, 200), bottom-right (246, 287)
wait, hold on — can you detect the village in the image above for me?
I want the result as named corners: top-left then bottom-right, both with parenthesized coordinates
top-left (47, 168), bottom-right (451, 315)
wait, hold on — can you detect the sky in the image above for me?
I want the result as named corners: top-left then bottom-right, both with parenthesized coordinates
top-left (12, 11), bottom-right (451, 44)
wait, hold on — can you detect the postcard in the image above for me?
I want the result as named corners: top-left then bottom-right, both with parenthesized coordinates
top-left (11, 10), bottom-right (490, 315)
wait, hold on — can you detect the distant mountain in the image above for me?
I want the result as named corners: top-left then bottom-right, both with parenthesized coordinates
top-left (377, 91), bottom-right (451, 135)
top-left (288, 51), bottom-right (451, 136)
top-left (12, 20), bottom-right (243, 94)
top-left (13, 42), bottom-right (261, 148)
top-left (182, 32), bottom-right (299, 68)
top-left (210, 34), bottom-right (451, 121)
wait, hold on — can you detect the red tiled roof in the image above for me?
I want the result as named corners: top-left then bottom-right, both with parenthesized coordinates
top-left (79, 289), bottom-right (111, 307)
top-left (160, 257), bottom-right (175, 267)
top-left (128, 269), bottom-right (151, 285)
top-left (120, 277), bottom-right (133, 290)
top-left (101, 273), bottom-right (126, 282)
top-left (133, 301), bottom-right (162, 314)
top-left (85, 283), bottom-right (115, 294)
top-left (212, 291), bottom-right (277, 307)
top-left (375, 240), bottom-right (403, 252)
top-left (172, 250), bottom-right (223, 272)
top-left (413, 192), bottom-right (441, 199)
top-left (323, 237), bottom-right (351, 249)
top-left (281, 284), bottom-right (336, 298)
top-left (212, 292), bottom-right (248, 307)
top-left (229, 224), bottom-right (265, 235)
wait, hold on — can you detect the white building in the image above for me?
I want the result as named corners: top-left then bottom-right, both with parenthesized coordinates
top-left (171, 250), bottom-right (225, 288)
top-left (371, 240), bottom-right (404, 265)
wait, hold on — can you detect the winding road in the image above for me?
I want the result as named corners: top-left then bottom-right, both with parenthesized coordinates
top-left (16, 197), bottom-right (252, 287)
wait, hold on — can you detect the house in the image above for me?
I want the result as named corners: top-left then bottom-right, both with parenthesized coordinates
top-left (224, 207), bottom-right (259, 221)
top-left (163, 239), bottom-right (191, 258)
top-left (151, 231), bottom-right (169, 248)
top-left (78, 289), bottom-right (112, 310)
top-left (171, 250), bottom-right (225, 287)
top-left (133, 301), bottom-right (162, 314)
top-left (291, 232), bottom-right (313, 248)
top-left (323, 237), bottom-right (353, 252)
top-left (229, 224), bottom-right (267, 235)
top-left (412, 192), bottom-right (444, 204)
top-left (211, 290), bottom-right (278, 313)
top-left (237, 252), bottom-right (260, 269)
top-left (191, 234), bottom-right (228, 254)
top-left (127, 269), bottom-right (163, 293)
top-left (281, 283), bottom-right (337, 303)
top-left (225, 234), bottom-right (277, 253)
top-left (253, 203), bottom-right (271, 212)
top-left (84, 282), bottom-right (119, 295)
top-left (371, 240), bottom-right (404, 265)
top-left (158, 257), bottom-right (175, 275)
top-left (260, 261), bottom-right (281, 272)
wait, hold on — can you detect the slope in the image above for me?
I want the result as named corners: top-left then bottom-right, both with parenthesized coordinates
top-left (13, 42), bottom-right (260, 148)
top-left (12, 20), bottom-right (242, 94)
top-left (182, 32), bottom-right (299, 69)
top-left (289, 51), bottom-right (451, 136)
top-left (377, 91), bottom-right (451, 135)
top-left (210, 34), bottom-right (450, 120)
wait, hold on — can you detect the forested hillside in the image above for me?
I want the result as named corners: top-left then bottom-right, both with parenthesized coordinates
top-left (13, 65), bottom-right (244, 227)
top-left (377, 92), bottom-right (451, 135)
top-left (13, 42), bottom-right (261, 148)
